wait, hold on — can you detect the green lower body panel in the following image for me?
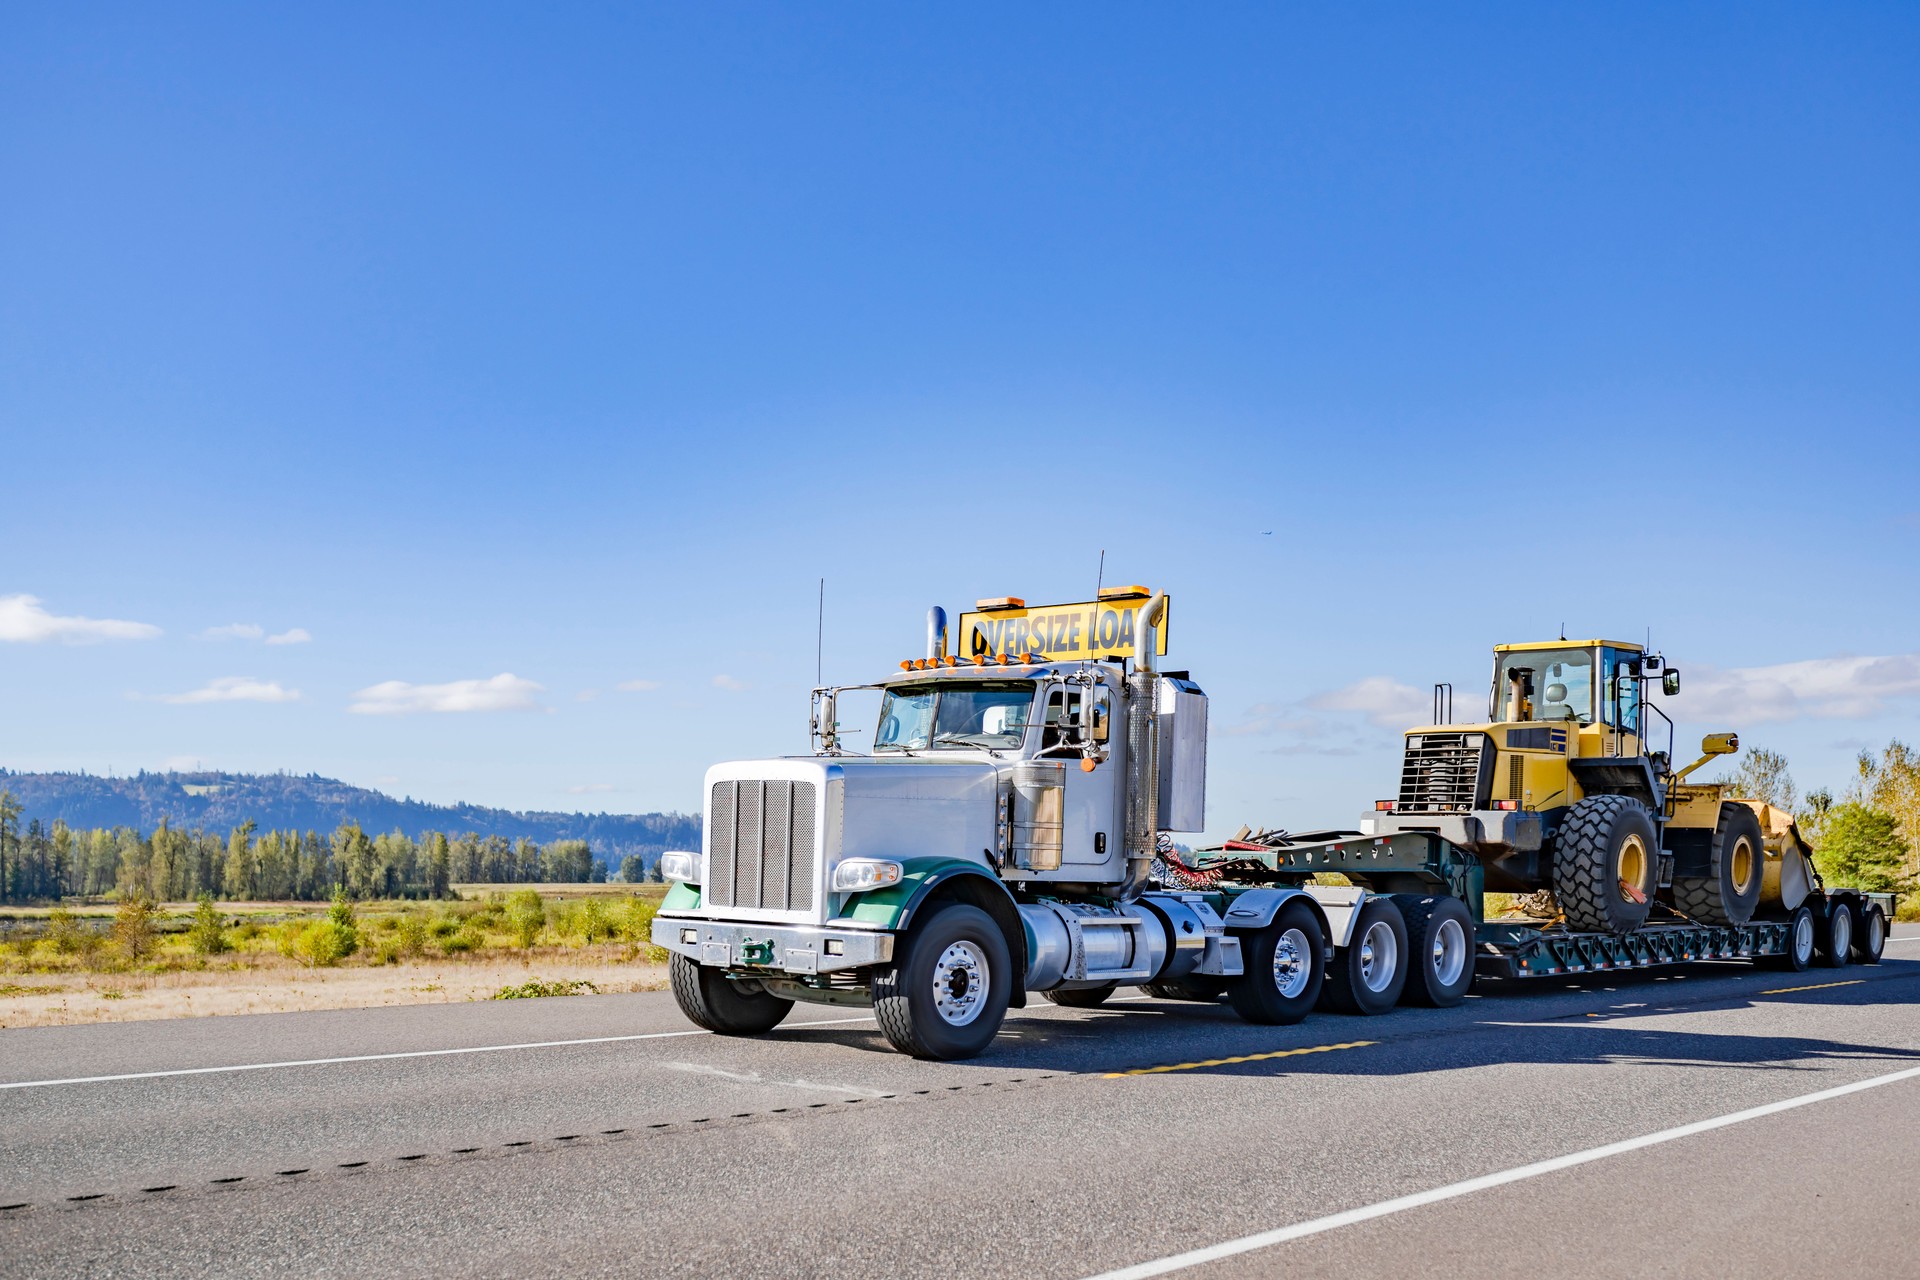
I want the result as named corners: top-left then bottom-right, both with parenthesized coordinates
top-left (1477, 920), bottom-right (1792, 979)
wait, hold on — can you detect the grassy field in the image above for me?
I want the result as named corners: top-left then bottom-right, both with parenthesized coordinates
top-left (0, 886), bottom-right (672, 1028)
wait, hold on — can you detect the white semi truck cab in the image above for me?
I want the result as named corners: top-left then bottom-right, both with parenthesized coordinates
top-left (651, 587), bottom-right (1355, 1059)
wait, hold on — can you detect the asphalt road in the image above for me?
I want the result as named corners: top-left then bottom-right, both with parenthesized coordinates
top-left (3, 928), bottom-right (1918, 1279)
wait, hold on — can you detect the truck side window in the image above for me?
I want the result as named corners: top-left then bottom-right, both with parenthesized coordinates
top-left (1041, 688), bottom-right (1083, 754)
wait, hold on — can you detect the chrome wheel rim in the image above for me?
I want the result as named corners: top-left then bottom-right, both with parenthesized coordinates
top-left (1272, 927), bottom-right (1313, 999)
top-left (1356, 920), bottom-right (1399, 994)
top-left (1793, 912), bottom-right (1815, 962)
top-left (1430, 918), bottom-right (1468, 988)
top-left (931, 940), bottom-right (989, 1026)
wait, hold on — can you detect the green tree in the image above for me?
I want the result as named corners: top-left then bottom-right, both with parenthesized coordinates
top-left (0, 790), bottom-right (21, 902)
top-left (189, 891), bottom-right (230, 956)
top-left (1724, 747), bottom-right (1796, 811)
top-left (1813, 802), bottom-right (1911, 894)
top-left (224, 821), bottom-right (257, 901)
top-left (506, 889), bottom-right (546, 948)
top-left (112, 894), bottom-right (156, 962)
top-left (326, 885), bottom-right (361, 957)
top-left (1852, 740), bottom-right (1920, 887)
top-left (427, 833), bottom-right (452, 899)
top-left (618, 853), bottom-right (645, 883)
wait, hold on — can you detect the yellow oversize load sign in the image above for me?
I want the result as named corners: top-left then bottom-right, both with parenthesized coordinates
top-left (956, 595), bottom-right (1170, 662)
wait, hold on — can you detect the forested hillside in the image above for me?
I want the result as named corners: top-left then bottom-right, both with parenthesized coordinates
top-left (0, 770), bottom-right (698, 868)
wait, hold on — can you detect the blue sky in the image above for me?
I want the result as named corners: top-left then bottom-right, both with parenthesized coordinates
top-left (3, 4), bottom-right (1916, 835)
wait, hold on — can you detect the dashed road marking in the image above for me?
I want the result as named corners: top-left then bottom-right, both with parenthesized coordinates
top-left (1104, 1040), bottom-right (1374, 1078)
top-left (1759, 979), bottom-right (1865, 995)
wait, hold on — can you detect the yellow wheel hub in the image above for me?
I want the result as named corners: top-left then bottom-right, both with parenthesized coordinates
top-left (1730, 836), bottom-right (1756, 895)
top-left (1616, 833), bottom-right (1649, 897)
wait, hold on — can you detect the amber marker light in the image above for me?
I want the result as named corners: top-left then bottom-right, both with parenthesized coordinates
top-left (900, 660), bottom-right (913, 671)
top-left (1080, 758), bottom-right (1097, 773)
top-left (973, 655), bottom-right (990, 667)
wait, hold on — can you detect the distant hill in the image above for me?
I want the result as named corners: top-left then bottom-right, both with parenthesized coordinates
top-left (0, 769), bottom-right (700, 865)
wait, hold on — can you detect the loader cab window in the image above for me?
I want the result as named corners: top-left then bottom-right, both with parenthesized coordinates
top-left (875, 681), bottom-right (1035, 751)
top-left (1492, 649), bottom-right (1593, 724)
top-left (1601, 649), bottom-right (1642, 732)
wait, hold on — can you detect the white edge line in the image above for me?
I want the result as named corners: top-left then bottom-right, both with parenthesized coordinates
top-left (1082, 1062), bottom-right (1920, 1280)
top-left (0, 1013), bottom-right (879, 1091)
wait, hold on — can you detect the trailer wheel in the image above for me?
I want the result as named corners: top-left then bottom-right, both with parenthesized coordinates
top-left (1853, 904), bottom-right (1888, 964)
top-left (1394, 894), bottom-right (1475, 1008)
top-left (872, 903), bottom-right (1012, 1060)
top-left (1321, 897), bottom-right (1410, 1015)
top-left (1815, 899), bottom-right (1855, 969)
top-left (1552, 795), bottom-right (1659, 933)
top-left (668, 954), bottom-right (794, 1035)
top-left (1672, 803), bottom-right (1765, 926)
top-left (1763, 904), bottom-right (1817, 971)
top-left (1143, 977), bottom-right (1226, 1003)
top-left (1043, 983), bottom-right (1118, 1008)
top-left (1226, 899), bottom-right (1324, 1025)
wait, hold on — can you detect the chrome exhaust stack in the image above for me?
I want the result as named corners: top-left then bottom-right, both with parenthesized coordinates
top-left (1121, 593), bottom-right (1169, 902)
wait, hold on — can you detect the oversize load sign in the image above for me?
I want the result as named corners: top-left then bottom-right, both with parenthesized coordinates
top-left (956, 597), bottom-right (1171, 662)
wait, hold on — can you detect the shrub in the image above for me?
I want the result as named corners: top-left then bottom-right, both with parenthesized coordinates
top-left (374, 940), bottom-right (401, 965)
top-left (326, 888), bottom-right (361, 959)
top-left (394, 913), bottom-right (429, 957)
top-left (429, 915), bottom-right (462, 940)
top-left (113, 896), bottom-right (157, 963)
top-left (573, 897), bottom-right (615, 945)
top-left (493, 978), bottom-right (598, 1000)
top-left (291, 921), bottom-right (352, 968)
top-left (6, 928), bottom-right (42, 966)
top-left (47, 908), bottom-right (86, 955)
top-left (505, 890), bottom-right (546, 949)
top-left (439, 929), bottom-right (480, 955)
top-left (188, 892), bottom-right (229, 958)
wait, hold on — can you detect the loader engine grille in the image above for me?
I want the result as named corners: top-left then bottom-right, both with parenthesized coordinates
top-left (707, 779), bottom-right (819, 913)
top-left (1397, 733), bottom-right (1495, 812)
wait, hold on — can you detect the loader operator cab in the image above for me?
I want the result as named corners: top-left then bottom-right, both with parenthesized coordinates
top-left (1488, 643), bottom-right (1645, 735)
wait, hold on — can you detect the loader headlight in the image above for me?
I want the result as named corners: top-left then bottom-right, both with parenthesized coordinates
top-left (659, 851), bottom-right (698, 884)
top-left (832, 859), bottom-right (904, 894)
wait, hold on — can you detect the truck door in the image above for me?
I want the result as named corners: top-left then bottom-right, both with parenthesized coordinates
top-left (1039, 683), bottom-right (1119, 868)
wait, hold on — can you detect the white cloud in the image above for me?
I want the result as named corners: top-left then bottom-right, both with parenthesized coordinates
top-left (711, 674), bottom-right (748, 691)
top-left (617, 679), bottom-right (661, 692)
top-left (202, 623), bottom-right (265, 641)
top-left (151, 677), bottom-right (301, 705)
top-left (1307, 676), bottom-right (1432, 729)
top-left (1679, 653), bottom-right (1920, 724)
top-left (349, 672), bottom-right (544, 715)
top-left (266, 628), bottom-right (312, 645)
top-left (566, 783), bottom-right (618, 795)
top-left (0, 594), bottom-right (160, 644)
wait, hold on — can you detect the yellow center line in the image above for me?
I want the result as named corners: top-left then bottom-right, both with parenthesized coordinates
top-left (1759, 979), bottom-right (1864, 996)
top-left (1104, 1040), bottom-right (1375, 1078)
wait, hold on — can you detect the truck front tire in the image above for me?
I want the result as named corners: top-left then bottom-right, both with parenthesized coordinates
top-left (1227, 899), bottom-right (1324, 1025)
top-left (1553, 795), bottom-right (1659, 934)
top-left (873, 903), bottom-right (1013, 1060)
top-left (668, 954), bottom-right (794, 1035)
top-left (1394, 894), bottom-right (1475, 1008)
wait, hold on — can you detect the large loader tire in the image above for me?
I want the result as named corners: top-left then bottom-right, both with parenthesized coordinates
top-left (1227, 899), bottom-right (1325, 1026)
top-left (668, 954), bottom-right (794, 1035)
top-left (1672, 803), bottom-right (1764, 926)
top-left (1394, 894), bottom-right (1476, 1008)
top-left (1043, 983), bottom-right (1118, 1008)
top-left (1552, 795), bottom-right (1660, 934)
top-left (872, 903), bottom-right (1012, 1060)
top-left (1321, 897), bottom-right (1410, 1015)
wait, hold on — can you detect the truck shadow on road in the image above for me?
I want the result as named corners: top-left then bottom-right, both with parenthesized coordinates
top-left (770, 961), bottom-right (1920, 1081)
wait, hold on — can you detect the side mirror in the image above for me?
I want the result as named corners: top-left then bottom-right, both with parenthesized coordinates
top-left (1662, 670), bottom-right (1681, 696)
top-left (1090, 704), bottom-right (1110, 743)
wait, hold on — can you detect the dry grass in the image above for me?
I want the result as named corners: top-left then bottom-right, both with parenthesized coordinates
top-left (0, 949), bottom-right (668, 1028)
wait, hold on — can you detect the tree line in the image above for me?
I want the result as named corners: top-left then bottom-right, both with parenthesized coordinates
top-left (0, 795), bottom-right (639, 903)
top-left (1721, 737), bottom-right (1916, 895)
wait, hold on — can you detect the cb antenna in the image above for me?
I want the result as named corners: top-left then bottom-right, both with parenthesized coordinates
top-left (1095, 548), bottom-right (1106, 600)
top-left (815, 577), bottom-right (825, 686)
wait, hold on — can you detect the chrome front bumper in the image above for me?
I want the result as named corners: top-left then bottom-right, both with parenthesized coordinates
top-left (651, 916), bottom-right (895, 976)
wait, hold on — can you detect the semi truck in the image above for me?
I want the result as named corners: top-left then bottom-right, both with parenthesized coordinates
top-left (651, 588), bottom-right (1896, 1060)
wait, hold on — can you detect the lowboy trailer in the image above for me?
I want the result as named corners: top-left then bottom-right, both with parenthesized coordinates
top-left (651, 587), bottom-right (1897, 1060)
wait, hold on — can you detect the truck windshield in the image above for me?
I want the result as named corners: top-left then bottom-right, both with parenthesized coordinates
top-left (1491, 648), bottom-right (1593, 724)
top-left (874, 682), bottom-right (1035, 751)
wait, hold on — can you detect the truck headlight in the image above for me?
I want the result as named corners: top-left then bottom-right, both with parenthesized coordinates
top-left (659, 851), bottom-right (698, 884)
top-left (832, 859), bottom-right (903, 893)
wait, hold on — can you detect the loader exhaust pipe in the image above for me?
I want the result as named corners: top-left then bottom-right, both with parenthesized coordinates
top-left (1121, 593), bottom-right (1169, 901)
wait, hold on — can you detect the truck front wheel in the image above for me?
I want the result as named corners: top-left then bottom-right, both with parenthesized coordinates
top-left (873, 903), bottom-right (1013, 1060)
top-left (1227, 899), bottom-right (1325, 1025)
top-left (668, 954), bottom-right (794, 1035)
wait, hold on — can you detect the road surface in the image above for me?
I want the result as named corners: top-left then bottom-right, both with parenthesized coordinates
top-left (3, 928), bottom-right (1918, 1279)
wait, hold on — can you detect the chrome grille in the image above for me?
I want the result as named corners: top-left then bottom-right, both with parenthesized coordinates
top-left (707, 779), bottom-right (818, 912)
top-left (1398, 733), bottom-right (1494, 812)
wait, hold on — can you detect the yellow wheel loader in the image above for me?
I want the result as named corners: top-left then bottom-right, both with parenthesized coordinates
top-left (1370, 639), bottom-right (1807, 934)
